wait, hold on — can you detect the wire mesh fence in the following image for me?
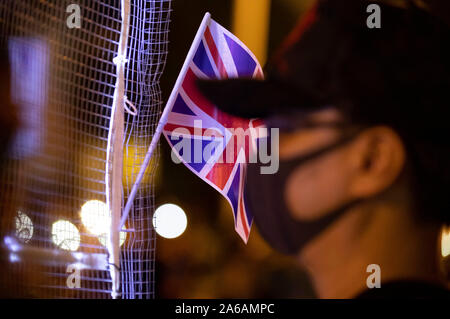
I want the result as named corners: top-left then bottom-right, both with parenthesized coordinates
top-left (0, 0), bottom-right (171, 298)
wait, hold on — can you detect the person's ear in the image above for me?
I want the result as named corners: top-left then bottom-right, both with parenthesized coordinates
top-left (347, 126), bottom-right (406, 199)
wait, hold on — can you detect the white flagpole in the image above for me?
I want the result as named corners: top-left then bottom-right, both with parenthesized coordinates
top-left (118, 12), bottom-right (212, 231)
top-left (106, 0), bottom-right (131, 299)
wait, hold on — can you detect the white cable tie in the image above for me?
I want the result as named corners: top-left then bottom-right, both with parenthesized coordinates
top-left (113, 55), bottom-right (128, 66)
top-left (124, 96), bottom-right (138, 116)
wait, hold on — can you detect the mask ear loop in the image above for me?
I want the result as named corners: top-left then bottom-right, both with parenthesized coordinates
top-left (277, 126), bottom-right (365, 170)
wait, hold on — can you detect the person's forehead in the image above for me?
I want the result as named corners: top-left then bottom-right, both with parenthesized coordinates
top-left (265, 106), bottom-right (343, 132)
top-left (304, 108), bottom-right (343, 123)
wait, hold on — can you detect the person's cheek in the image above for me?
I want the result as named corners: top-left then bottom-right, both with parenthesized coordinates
top-left (284, 152), bottom-right (351, 221)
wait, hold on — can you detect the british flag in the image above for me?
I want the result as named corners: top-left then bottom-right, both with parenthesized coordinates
top-left (162, 14), bottom-right (263, 243)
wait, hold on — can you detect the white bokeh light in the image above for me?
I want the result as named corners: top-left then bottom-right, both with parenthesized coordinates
top-left (153, 204), bottom-right (187, 239)
top-left (15, 211), bottom-right (33, 243)
top-left (51, 220), bottom-right (80, 251)
top-left (98, 228), bottom-right (127, 247)
top-left (80, 200), bottom-right (110, 235)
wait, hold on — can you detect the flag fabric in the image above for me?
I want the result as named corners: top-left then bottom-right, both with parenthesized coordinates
top-left (162, 14), bottom-right (263, 243)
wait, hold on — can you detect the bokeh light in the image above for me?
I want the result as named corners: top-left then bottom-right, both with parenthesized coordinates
top-left (81, 199), bottom-right (128, 247)
top-left (51, 220), bottom-right (80, 251)
top-left (123, 142), bottom-right (160, 188)
top-left (98, 228), bottom-right (127, 247)
top-left (153, 204), bottom-right (187, 239)
top-left (15, 211), bottom-right (33, 243)
top-left (80, 200), bottom-right (110, 235)
top-left (442, 226), bottom-right (450, 258)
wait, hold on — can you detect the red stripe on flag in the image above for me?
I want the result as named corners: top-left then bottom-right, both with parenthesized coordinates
top-left (251, 119), bottom-right (265, 128)
top-left (204, 27), bottom-right (228, 78)
top-left (206, 162), bottom-right (234, 190)
top-left (182, 68), bottom-right (218, 119)
top-left (255, 68), bottom-right (264, 80)
top-left (239, 195), bottom-right (249, 239)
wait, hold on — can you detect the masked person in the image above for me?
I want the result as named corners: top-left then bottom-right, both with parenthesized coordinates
top-left (197, 0), bottom-right (450, 298)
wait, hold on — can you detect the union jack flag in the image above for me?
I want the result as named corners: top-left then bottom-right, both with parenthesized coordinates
top-left (162, 13), bottom-right (263, 243)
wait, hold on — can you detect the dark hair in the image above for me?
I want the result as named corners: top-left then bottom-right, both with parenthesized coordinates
top-left (320, 2), bottom-right (450, 225)
top-left (402, 138), bottom-right (450, 226)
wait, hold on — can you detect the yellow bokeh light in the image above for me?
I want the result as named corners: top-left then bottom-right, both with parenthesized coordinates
top-left (80, 199), bottom-right (127, 247)
top-left (80, 200), bottom-right (110, 235)
top-left (123, 142), bottom-right (160, 188)
top-left (441, 227), bottom-right (450, 258)
top-left (51, 220), bottom-right (80, 251)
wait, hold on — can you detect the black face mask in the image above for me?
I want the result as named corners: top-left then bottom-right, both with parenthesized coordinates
top-left (245, 132), bottom-right (361, 255)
